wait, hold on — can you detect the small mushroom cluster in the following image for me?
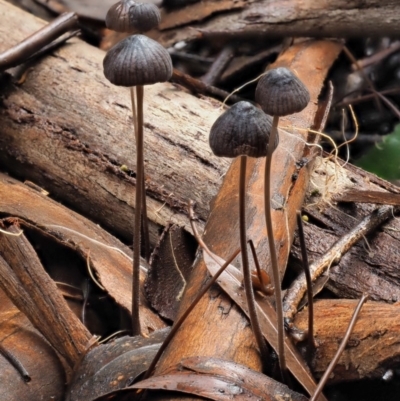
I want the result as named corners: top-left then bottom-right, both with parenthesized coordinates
top-left (209, 67), bottom-right (310, 374)
top-left (103, 0), bottom-right (173, 336)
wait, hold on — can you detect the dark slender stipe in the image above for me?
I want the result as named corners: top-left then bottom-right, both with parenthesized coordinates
top-left (296, 211), bottom-right (315, 360)
top-left (264, 115), bottom-right (286, 378)
top-left (0, 342), bottom-right (31, 382)
top-left (132, 85), bottom-right (144, 336)
top-left (310, 294), bottom-right (368, 401)
top-left (0, 12), bottom-right (79, 71)
top-left (239, 156), bottom-right (269, 365)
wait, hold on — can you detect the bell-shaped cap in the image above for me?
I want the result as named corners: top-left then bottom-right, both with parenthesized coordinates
top-left (106, 0), bottom-right (136, 32)
top-left (209, 101), bottom-right (276, 158)
top-left (106, 1), bottom-right (161, 32)
top-left (103, 34), bottom-right (173, 87)
top-left (255, 67), bottom-right (310, 116)
top-left (130, 3), bottom-right (161, 32)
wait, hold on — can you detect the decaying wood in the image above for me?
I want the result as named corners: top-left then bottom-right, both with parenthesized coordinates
top-left (151, 0), bottom-right (400, 47)
top-left (0, 0), bottom-right (230, 244)
top-left (294, 299), bottom-right (400, 383)
top-left (149, 40), bottom-right (342, 401)
top-left (290, 158), bottom-right (400, 306)
top-left (0, 173), bottom-right (166, 335)
top-left (0, 224), bottom-right (92, 367)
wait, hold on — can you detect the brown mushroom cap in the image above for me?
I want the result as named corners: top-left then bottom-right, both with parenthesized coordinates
top-left (130, 3), bottom-right (161, 32)
top-left (255, 67), bottom-right (310, 116)
top-left (103, 34), bottom-right (173, 87)
top-left (209, 101), bottom-right (276, 158)
top-left (106, 0), bottom-right (136, 32)
top-left (106, 1), bottom-right (161, 33)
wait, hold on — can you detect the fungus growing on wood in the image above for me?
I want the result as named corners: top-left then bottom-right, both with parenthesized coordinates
top-left (103, 1), bottom-right (172, 336)
top-left (255, 66), bottom-right (310, 375)
top-left (209, 101), bottom-right (274, 365)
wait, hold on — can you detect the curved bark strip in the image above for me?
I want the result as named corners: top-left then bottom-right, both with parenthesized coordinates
top-left (153, 0), bottom-right (400, 47)
top-left (0, 0), bottom-right (230, 244)
top-left (150, 39), bottom-right (342, 401)
top-left (0, 173), bottom-right (166, 335)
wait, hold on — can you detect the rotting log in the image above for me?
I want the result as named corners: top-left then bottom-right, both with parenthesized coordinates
top-left (294, 299), bottom-right (400, 383)
top-left (0, 0), bottom-right (230, 245)
top-left (149, 0), bottom-right (400, 47)
top-left (148, 40), bottom-right (343, 401)
top-left (290, 157), bottom-right (400, 305)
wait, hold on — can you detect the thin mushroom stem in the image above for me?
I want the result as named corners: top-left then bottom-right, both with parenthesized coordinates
top-left (132, 84), bottom-right (144, 336)
top-left (239, 155), bottom-right (269, 366)
top-left (264, 115), bottom-right (286, 375)
top-left (143, 247), bottom-right (241, 380)
top-left (296, 211), bottom-right (315, 361)
top-left (310, 294), bottom-right (369, 401)
top-left (130, 87), bottom-right (151, 262)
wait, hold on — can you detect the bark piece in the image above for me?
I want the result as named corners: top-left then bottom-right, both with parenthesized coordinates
top-left (151, 0), bottom-right (400, 47)
top-left (294, 299), bottom-right (400, 383)
top-left (0, 173), bottom-right (165, 335)
top-left (0, 289), bottom-right (65, 401)
top-left (146, 224), bottom-right (197, 322)
top-left (0, 223), bottom-right (92, 367)
top-left (0, 0), bottom-right (230, 244)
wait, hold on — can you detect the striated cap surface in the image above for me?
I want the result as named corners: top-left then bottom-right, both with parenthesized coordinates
top-left (106, 0), bottom-right (136, 32)
top-left (130, 3), bottom-right (161, 32)
top-left (103, 34), bottom-right (173, 87)
top-left (106, 1), bottom-right (161, 32)
top-left (255, 67), bottom-right (310, 116)
top-left (209, 101), bottom-right (276, 158)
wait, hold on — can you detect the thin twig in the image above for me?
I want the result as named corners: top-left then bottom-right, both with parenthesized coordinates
top-left (296, 211), bottom-right (315, 360)
top-left (310, 294), bottom-right (368, 401)
top-left (201, 45), bottom-right (234, 85)
top-left (283, 205), bottom-right (394, 323)
top-left (0, 12), bottom-right (79, 71)
top-left (0, 342), bottom-right (31, 382)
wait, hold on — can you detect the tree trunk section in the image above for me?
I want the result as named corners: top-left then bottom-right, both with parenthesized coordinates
top-left (0, 0), bottom-right (230, 244)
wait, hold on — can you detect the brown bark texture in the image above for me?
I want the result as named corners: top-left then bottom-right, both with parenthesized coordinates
top-left (295, 299), bottom-right (400, 383)
top-left (291, 159), bottom-right (400, 305)
top-left (0, 0), bottom-right (230, 244)
top-left (0, 173), bottom-right (166, 335)
top-left (151, 0), bottom-right (400, 47)
top-left (0, 224), bottom-right (92, 367)
top-left (2, 0), bottom-right (400, 395)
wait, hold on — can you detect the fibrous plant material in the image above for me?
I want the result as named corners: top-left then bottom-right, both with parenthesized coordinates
top-left (255, 66), bottom-right (310, 375)
top-left (209, 101), bottom-right (273, 366)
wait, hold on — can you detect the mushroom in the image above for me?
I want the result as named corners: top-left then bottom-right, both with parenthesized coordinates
top-left (209, 101), bottom-right (275, 365)
top-left (103, 2), bottom-right (173, 336)
top-left (255, 66), bottom-right (310, 375)
top-left (106, 0), bottom-right (161, 33)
